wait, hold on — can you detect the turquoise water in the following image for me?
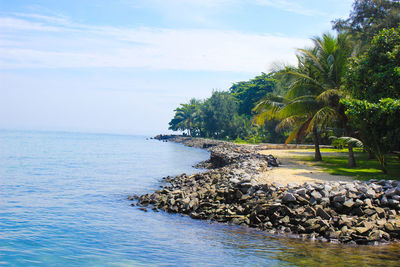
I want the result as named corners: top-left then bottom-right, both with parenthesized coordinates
top-left (1, 130), bottom-right (400, 266)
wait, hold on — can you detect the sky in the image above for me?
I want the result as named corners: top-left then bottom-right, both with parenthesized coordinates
top-left (0, 0), bottom-right (354, 135)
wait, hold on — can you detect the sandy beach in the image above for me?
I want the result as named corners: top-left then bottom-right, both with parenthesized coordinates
top-left (257, 149), bottom-right (354, 185)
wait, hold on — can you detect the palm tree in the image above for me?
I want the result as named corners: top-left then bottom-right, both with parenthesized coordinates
top-left (309, 33), bottom-right (356, 167)
top-left (168, 98), bottom-right (200, 136)
top-left (253, 33), bottom-right (356, 166)
top-left (253, 51), bottom-right (327, 161)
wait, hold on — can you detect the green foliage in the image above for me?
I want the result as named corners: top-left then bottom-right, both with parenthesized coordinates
top-left (229, 73), bottom-right (277, 116)
top-left (342, 98), bottom-right (400, 172)
top-left (329, 136), bottom-right (363, 149)
top-left (168, 72), bottom-right (287, 142)
top-left (333, 0), bottom-right (400, 48)
top-left (168, 98), bottom-right (201, 136)
top-left (345, 27), bottom-right (400, 101)
top-left (199, 91), bottom-right (240, 139)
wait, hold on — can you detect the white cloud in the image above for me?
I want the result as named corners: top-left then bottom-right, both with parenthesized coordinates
top-left (255, 0), bottom-right (326, 16)
top-left (0, 13), bottom-right (311, 72)
top-left (11, 12), bottom-right (71, 25)
top-left (0, 17), bottom-right (62, 32)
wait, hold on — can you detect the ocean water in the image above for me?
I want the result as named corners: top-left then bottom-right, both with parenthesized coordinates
top-left (1, 130), bottom-right (400, 266)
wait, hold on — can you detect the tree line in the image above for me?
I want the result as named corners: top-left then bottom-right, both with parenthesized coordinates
top-left (169, 0), bottom-right (400, 173)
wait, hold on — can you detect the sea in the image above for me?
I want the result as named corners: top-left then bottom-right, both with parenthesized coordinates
top-left (1, 130), bottom-right (400, 266)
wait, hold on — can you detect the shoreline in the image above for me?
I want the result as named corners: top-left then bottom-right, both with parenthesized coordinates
top-left (132, 136), bottom-right (400, 245)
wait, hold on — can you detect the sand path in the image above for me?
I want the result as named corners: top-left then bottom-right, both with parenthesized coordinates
top-left (257, 149), bottom-right (354, 185)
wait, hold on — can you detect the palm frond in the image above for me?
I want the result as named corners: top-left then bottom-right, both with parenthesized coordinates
top-left (283, 117), bottom-right (312, 144)
top-left (276, 99), bottom-right (319, 119)
top-left (306, 106), bottom-right (337, 132)
top-left (297, 48), bottom-right (325, 73)
top-left (316, 89), bottom-right (343, 102)
top-left (276, 115), bottom-right (307, 131)
top-left (330, 136), bottom-right (364, 147)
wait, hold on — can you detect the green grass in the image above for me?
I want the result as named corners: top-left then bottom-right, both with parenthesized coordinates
top-left (301, 151), bottom-right (400, 181)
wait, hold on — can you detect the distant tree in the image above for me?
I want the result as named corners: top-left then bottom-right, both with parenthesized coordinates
top-left (333, 0), bottom-right (400, 48)
top-left (168, 98), bottom-right (201, 136)
top-left (229, 73), bottom-right (277, 116)
top-left (200, 91), bottom-right (240, 139)
top-left (345, 27), bottom-right (400, 102)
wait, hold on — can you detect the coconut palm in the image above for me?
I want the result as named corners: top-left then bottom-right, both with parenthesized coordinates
top-left (253, 51), bottom-right (327, 161)
top-left (168, 98), bottom-right (200, 136)
top-left (253, 33), bottom-right (356, 165)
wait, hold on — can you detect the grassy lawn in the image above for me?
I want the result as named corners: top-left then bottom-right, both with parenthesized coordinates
top-left (301, 148), bottom-right (400, 181)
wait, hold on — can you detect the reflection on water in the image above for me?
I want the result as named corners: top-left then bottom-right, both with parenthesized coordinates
top-left (275, 239), bottom-right (400, 267)
top-left (216, 225), bottom-right (400, 266)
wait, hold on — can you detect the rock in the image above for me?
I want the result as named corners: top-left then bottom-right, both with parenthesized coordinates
top-left (305, 218), bottom-right (319, 228)
top-left (363, 188), bottom-right (376, 198)
top-left (364, 209), bottom-right (376, 216)
top-left (317, 207), bottom-right (331, 220)
top-left (311, 190), bottom-right (323, 201)
top-left (354, 199), bottom-right (364, 207)
top-left (235, 190), bottom-right (243, 199)
top-left (388, 199), bottom-right (400, 207)
top-left (392, 195), bottom-right (400, 201)
top-left (339, 216), bottom-right (354, 227)
top-left (343, 199), bottom-right (354, 208)
top-left (296, 195), bottom-right (309, 205)
top-left (282, 192), bottom-right (297, 203)
top-left (280, 216), bottom-right (290, 224)
top-left (384, 223), bottom-right (396, 232)
top-left (385, 188), bottom-right (396, 197)
top-left (305, 206), bottom-right (316, 217)
top-left (381, 196), bottom-right (389, 206)
top-left (296, 188), bottom-right (307, 196)
top-left (333, 195), bottom-right (346, 203)
top-left (364, 198), bottom-right (373, 208)
top-left (355, 227), bottom-right (370, 235)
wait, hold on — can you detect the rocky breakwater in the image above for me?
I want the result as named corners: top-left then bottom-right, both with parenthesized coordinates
top-left (132, 138), bottom-right (400, 245)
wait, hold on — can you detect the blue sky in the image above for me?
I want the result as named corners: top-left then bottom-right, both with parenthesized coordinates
top-left (0, 0), bottom-right (353, 135)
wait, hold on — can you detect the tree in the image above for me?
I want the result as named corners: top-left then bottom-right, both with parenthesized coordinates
top-left (168, 98), bottom-right (201, 136)
top-left (345, 27), bottom-right (400, 102)
top-left (333, 0), bottom-right (400, 48)
top-left (342, 98), bottom-right (400, 173)
top-left (229, 73), bottom-right (277, 116)
top-left (253, 33), bottom-right (355, 164)
top-left (200, 91), bottom-right (240, 139)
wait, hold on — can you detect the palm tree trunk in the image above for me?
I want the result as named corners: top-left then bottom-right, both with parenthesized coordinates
top-left (348, 143), bottom-right (356, 167)
top-left (344, 126), bottom-right (356, 167)
top-left (312, 128), bottom-right (322, 161)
